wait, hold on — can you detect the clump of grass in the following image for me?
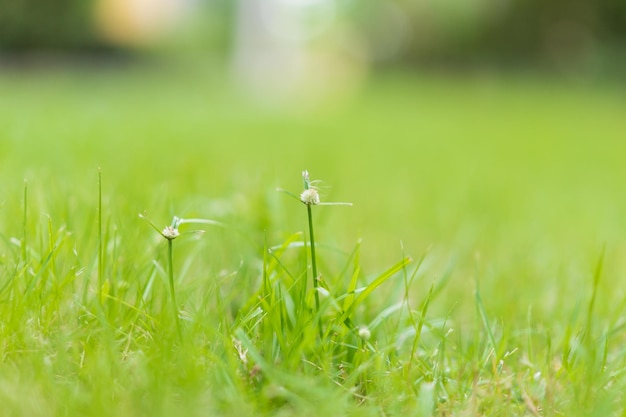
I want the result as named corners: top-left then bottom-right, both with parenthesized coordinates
top-left (229, 171), bottom-right (429, 407)
top-left (5, 168), bottom-right (621, 417)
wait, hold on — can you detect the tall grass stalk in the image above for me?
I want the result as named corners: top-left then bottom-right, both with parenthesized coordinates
top-left (140, 214), bottom-right (183, 341)
top-left (21, 180), bottom-right (28, 264)
top-left (167, 237), bottom-right (182, 340)
top-left (281, 170), bottom-right (352, 335)
top-left (306, 199), bottom-right (321, 314)
top-left (98, 169), bottom-right (105, 305)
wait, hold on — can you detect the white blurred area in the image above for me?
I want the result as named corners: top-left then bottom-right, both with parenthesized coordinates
top-left (232, 0), bottom-right (368, 106)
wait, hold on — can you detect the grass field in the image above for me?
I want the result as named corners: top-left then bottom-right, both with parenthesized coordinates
top-left (1, 63), bottom-right (626, 416)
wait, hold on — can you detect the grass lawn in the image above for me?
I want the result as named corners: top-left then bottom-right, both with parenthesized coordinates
top-left (1, 63), bottom-right (626, 416)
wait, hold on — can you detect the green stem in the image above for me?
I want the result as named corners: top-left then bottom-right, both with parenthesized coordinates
top-left (307, 205), bottom-right (319, 310)
top-left (98, 169), bottom-right (104, 305)
top-left (168, 239), bottom-right (182, 341)
top-left (306, 204), bottom-right (322, 337)
top-left (22, 180), bottom-right (28, 264)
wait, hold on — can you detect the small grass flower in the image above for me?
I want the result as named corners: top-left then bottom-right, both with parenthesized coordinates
top-left (277, 170), bottom-right (351, 207)
top-left (300, 188), bottom-right (320, 205)
top-left (161, 225), bottom-right (180, 240)
top-left (358, 326), bottom-right (371, 341)
top-left (300, 170), bottom-right (320, 205)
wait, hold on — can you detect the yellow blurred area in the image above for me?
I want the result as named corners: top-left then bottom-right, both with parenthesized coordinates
top-left (94, 0), bottom-right (191, 45)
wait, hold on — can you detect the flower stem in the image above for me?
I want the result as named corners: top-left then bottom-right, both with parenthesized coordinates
top-left (22, 180), bottom-right (28, 264)
top-left (168, 239), bottom-right (182, 341)
top-left (98, 169), bottom-right (104, 306)
top-left (306, 205), bottom-right (320, 309)
top-left (306, 204), bottom-right (322, 337)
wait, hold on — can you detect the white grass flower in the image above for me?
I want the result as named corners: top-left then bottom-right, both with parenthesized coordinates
top-left (358, 326), bottom-right (371, 341)
top-left (161, 225), bottom-right (180, 240)
top-left (300, 188), bottom-right (320, 205)
top-left (141, 213), bottom-right (221, 241)
top-left (300, 170), bottom-right (321, 205)
top-left (277, 170), bottom-right (351, 207)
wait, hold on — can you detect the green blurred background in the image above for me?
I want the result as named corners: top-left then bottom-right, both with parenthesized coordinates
top-left (1, 0), bottom-right (626, 321)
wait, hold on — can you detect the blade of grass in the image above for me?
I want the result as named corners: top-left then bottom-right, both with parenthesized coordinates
top-left (338, 256), bottom-right (412, 326)
top-left (584, 245), bottom-right (605, 343)
top-left (475, 284), bottom-right (498, 361)
top-left (409, 283), bottom-right (435, 369)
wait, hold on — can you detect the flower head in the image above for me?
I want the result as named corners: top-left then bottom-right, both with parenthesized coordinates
top-left (300, 170), bottom-right (321, 205)
top-left (300, 188), bottom-right (320, 205)
top-left (358, 326), bottom-right (371, 341)
top-left (277, 170), bottom-right (351, 207)
top-left (161, 225), bottom-right (180, 240)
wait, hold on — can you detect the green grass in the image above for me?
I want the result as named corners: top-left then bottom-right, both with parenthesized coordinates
top-left (1, 63), bottom-right (626, 416)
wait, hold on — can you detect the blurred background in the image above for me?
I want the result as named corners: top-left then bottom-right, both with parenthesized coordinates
top-left (2, 0), bottom-right (625, 82)
top-left (1, 0), bottom-right (626, 321)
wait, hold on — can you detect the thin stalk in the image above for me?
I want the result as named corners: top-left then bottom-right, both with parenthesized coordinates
top-left (306, 204), bottom-right (322, 337)
top-left (22, 180), bottom-right (28, 264)
top-left (307, 205), bottom-right (319, 311)
top-left (168, 239), bottom-right (182, 341)
top-left (98, 169), bottom-right (104, 305)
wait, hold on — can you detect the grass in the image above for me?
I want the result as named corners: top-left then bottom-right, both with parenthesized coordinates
top-left (1, 63), bottom-right (626, 416)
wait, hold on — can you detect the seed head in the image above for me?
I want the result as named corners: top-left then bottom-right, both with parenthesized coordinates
top-left (162, 225), bottom-right (180, 240)
top-left (300, 188), bottom-right (320, 205)
top-left (358, 326), bottom-right (371, 341)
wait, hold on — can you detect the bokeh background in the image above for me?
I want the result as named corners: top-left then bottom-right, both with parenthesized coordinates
top-left (3, 0), bottom-right (626, 76)
top-left (1, 0), bottom-right (626, 322)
